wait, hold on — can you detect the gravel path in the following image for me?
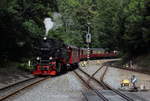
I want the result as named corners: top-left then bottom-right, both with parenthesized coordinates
top-left (5, 72), bottom-right (87, 101)
top-left (104, 67), bottom-right (150, 90)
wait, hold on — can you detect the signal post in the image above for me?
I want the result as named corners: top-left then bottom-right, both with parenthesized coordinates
top-left (86, 26), bottom-right (91, 64)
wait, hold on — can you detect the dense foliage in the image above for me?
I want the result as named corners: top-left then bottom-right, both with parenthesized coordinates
top-left (0, 0), bottom-right (58, 60)
top-left (57, 0), bottom-right (150, 57)
top-left (0, 0), bottom-right (149, 62)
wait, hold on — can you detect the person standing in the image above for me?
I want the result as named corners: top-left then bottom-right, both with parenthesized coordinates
top-left (131, 75), bottom-right (137, 89)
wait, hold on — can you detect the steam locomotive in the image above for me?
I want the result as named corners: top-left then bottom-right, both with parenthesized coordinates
top-left (32, 37), bottom-right (117, 76)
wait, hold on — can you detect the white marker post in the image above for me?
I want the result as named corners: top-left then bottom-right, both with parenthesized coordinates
top-left (28, 60), bottom-right (31, 67)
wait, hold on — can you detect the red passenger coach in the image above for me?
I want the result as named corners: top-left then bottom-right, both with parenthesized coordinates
top-left (67, 46), bottom-right (80, 68)
top-left (80, 48), bottom-right (117, 60)
top-left (80, 48), bottom-right (88, 60)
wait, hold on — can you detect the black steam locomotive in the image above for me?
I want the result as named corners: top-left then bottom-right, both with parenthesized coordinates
top-left (32, 37), bottom-right (69, 75)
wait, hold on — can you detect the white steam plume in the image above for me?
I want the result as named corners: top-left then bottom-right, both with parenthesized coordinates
top-left (44, 18), bottom-right (54, 36)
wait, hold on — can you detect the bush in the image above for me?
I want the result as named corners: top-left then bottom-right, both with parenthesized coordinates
top-left (17, 62), bottom-right (35, 72)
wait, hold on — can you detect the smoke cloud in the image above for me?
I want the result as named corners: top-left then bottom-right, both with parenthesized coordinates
top-left (44, 18), bottom-right (54, 36)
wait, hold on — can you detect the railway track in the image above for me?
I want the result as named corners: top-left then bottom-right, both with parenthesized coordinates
top-left (74, 70), bottom-right (109, 101)
top-left (0, 77), bottom-right (36, 91)
top-left (99, 66), bottom-right (134, 101)
top-left (75, 65), bottom-right (134, 101)
top-left (107, 60), bottom-right (150, 75)
top-left (0, 77), bottom-right (49, 101)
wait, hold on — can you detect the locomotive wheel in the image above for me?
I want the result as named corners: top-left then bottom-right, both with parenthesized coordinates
top-left (56, 62), bottom-right (61, 74)
top-left (61, 64), bottom-right (67, 73)
top-left (69, 63), bottom-right (79, 71)
top-left (75, 63), bottom-right (79, 68)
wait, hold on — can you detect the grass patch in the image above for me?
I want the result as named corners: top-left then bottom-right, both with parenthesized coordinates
top-left (0, 59), bottom-right (35, 73)
top-left (17, 62), bottom-right (35, 72)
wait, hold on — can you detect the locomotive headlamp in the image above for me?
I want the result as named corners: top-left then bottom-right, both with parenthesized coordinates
top-left (36, 56), bottom-right (40, 60)
top-left (43, 37), bottom-right (47, 40)
top-left (49, 57), bottom-right (53, 60)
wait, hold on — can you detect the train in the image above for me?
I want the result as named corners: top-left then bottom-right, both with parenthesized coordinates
top-left (32, 37), bottom-right (117, 76)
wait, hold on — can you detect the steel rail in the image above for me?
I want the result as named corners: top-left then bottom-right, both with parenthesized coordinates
top-left (0, 77), bottom-right (49, 101)
top-left (0, 77), bottom-right (36, 91)
top-left (79, 65), bottom-right (134, 101)
top-left (100, 66), bottom-right (134, 101)
top-left (101, 80), bottom-right (134, 101)
top-left (74, 71), bottom-right (109, 101)
top-left (106, 60), bottom-right (150, 75)
top-left (90, 65), bottom-right (104, 78)
top-left (78, 67), bottom-right (108, 89)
